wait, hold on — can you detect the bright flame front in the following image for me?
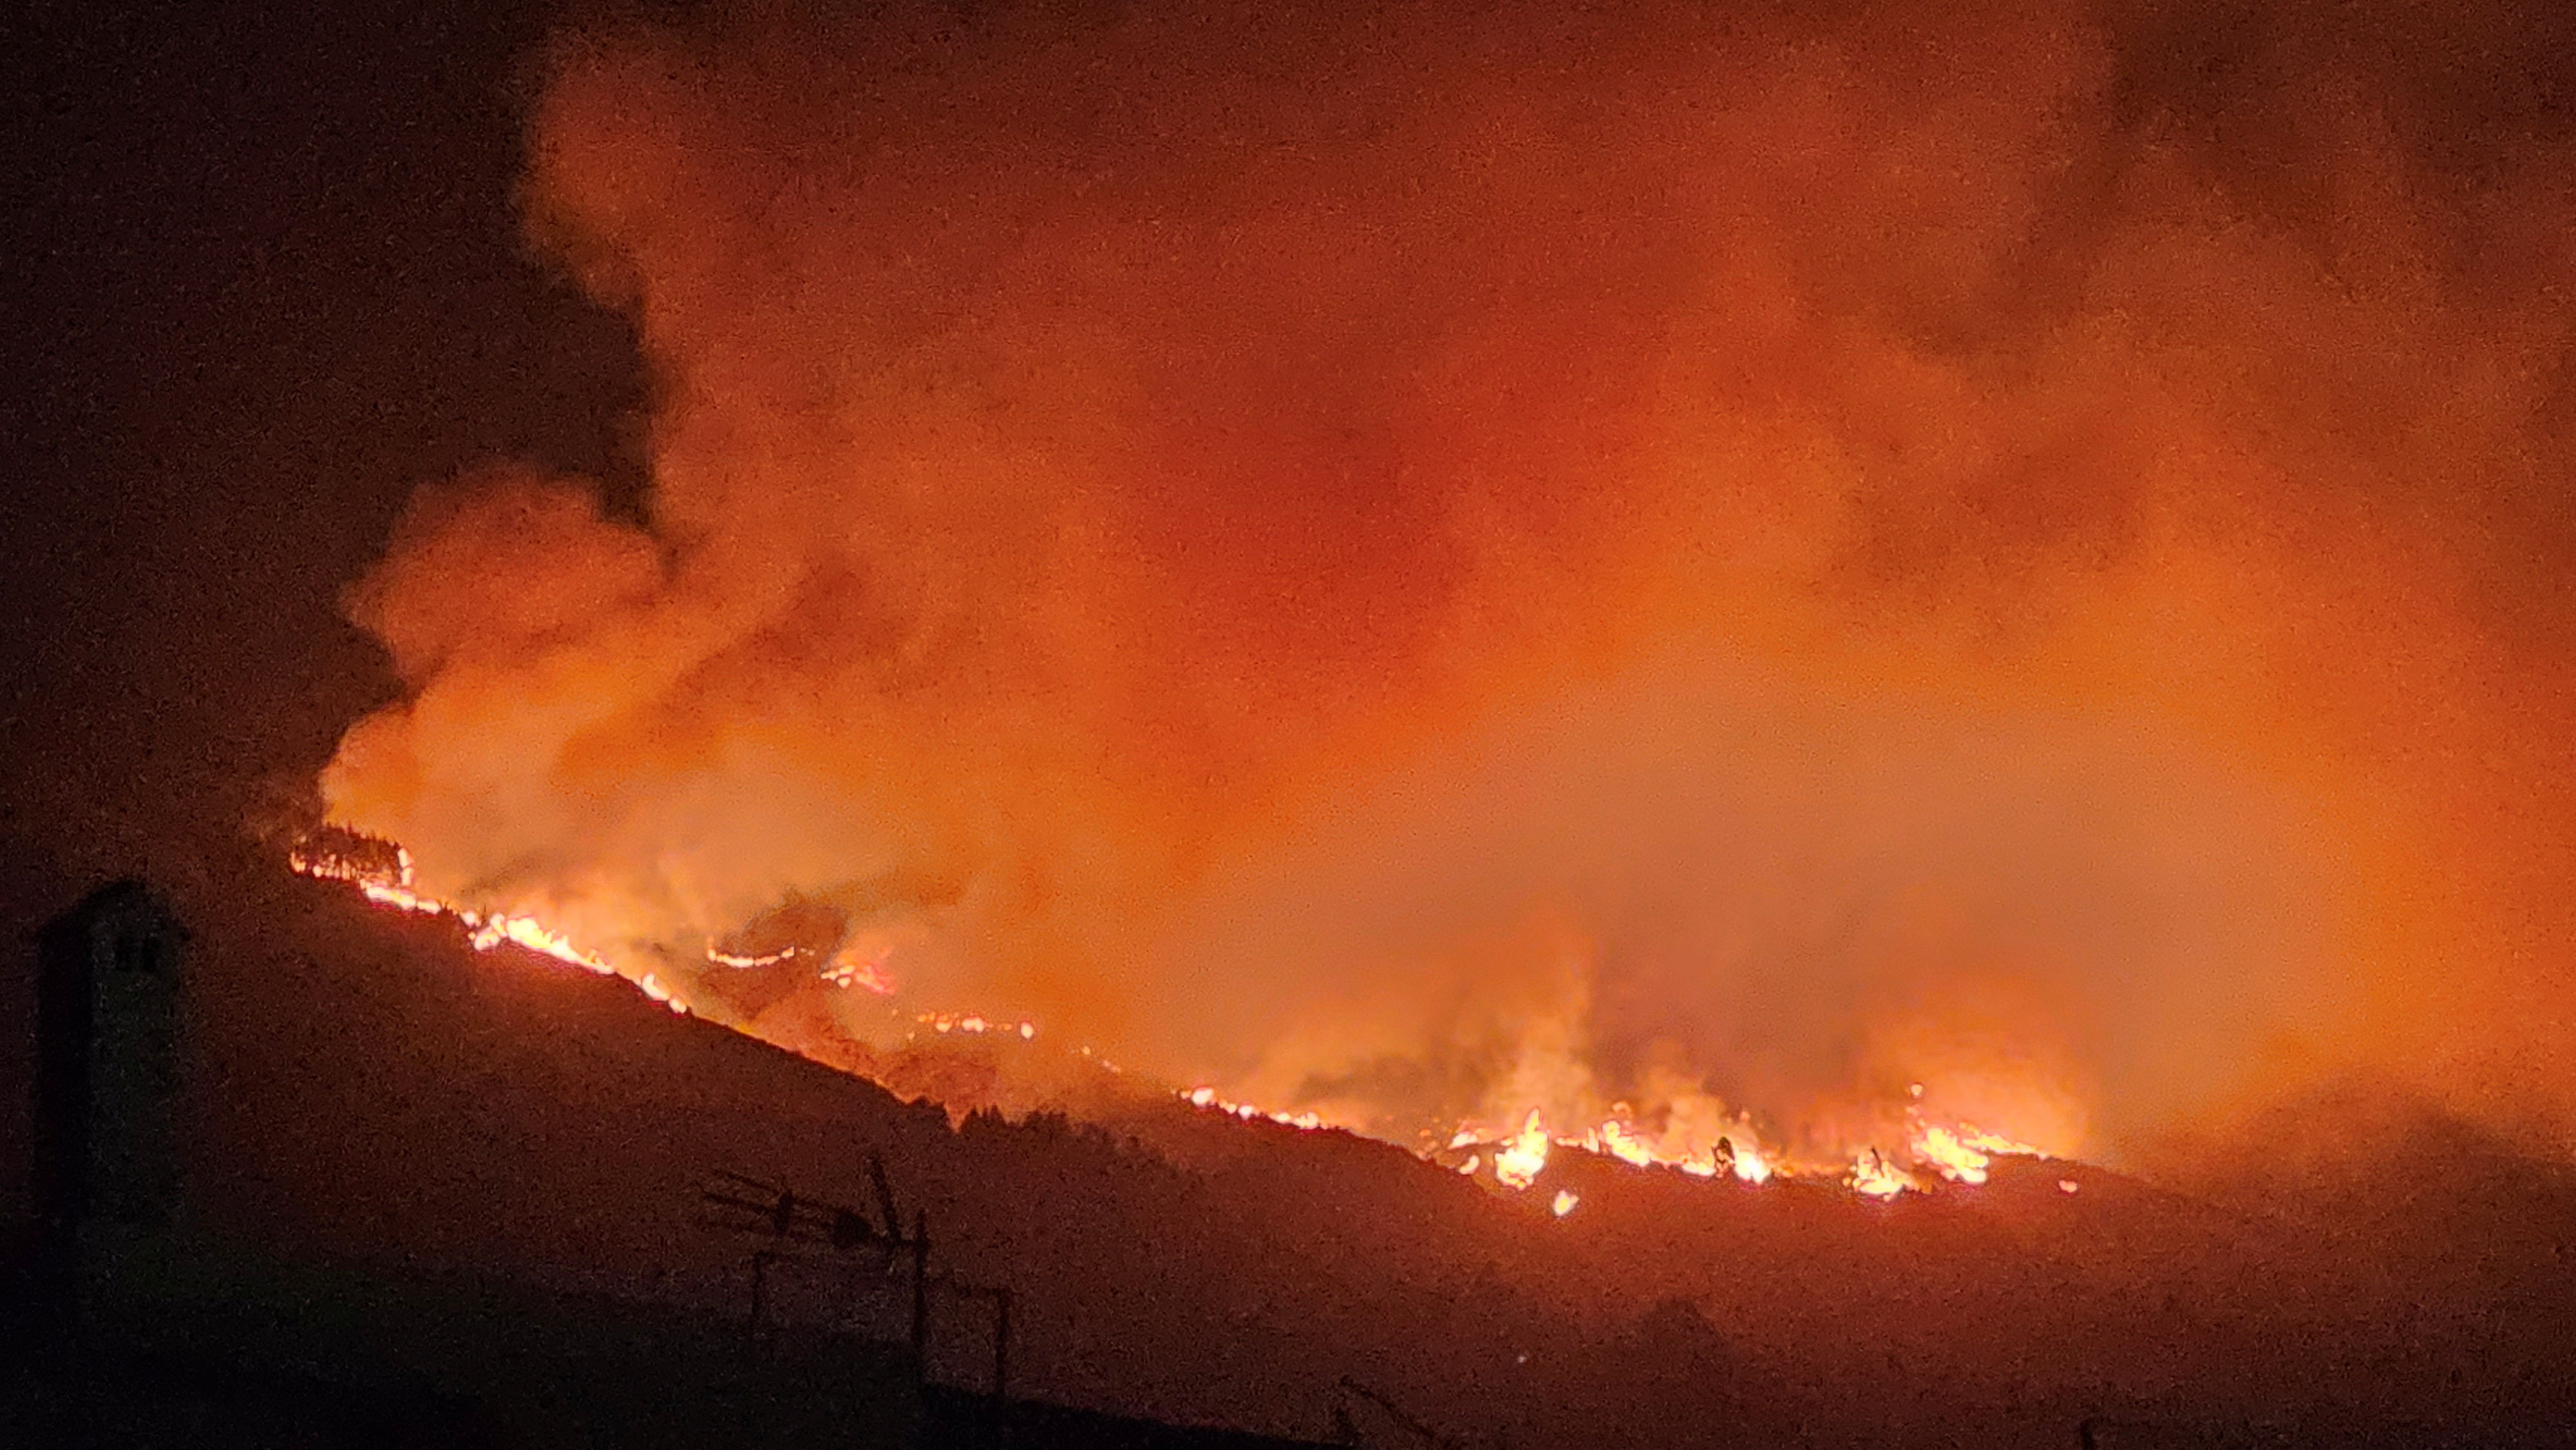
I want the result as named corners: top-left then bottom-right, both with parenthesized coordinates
top-left (294, 834), bottom-right (2072, 1214)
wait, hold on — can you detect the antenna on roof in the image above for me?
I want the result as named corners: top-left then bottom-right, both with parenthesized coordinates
top-left (869, 1153), bottom-right (902, 1240)
top-left (695, 1160), bottom-right (1012, 1408)
top-left (1334, 1377), bottom-right (1475, 1450)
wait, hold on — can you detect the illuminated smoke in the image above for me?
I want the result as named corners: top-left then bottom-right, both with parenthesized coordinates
top-left (321, 0), bottom-right (2576, 1167)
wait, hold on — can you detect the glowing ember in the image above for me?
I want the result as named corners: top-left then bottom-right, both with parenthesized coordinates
top-left (1550, 1190), bottom-right (1580, 1218)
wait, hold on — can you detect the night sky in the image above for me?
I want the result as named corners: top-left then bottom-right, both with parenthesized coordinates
top-left (8, 5), bottom-right (639, 869)
top-left (5, 2), bottom-right (651, 1204)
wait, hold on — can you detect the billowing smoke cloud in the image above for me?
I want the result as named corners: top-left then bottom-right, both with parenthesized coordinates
top-left (322, 0), bottom-right (2576, 1165)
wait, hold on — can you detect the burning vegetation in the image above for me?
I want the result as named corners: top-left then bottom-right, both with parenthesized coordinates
top-left (291, 826), bottom-right (2047, 1207)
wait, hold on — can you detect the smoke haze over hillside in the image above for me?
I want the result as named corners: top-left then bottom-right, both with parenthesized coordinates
top-left (319, 0), bottom-right (2576, 1167)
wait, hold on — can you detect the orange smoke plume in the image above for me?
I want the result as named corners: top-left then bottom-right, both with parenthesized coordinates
top-left (320, 0), bottom-right (2576, 1169)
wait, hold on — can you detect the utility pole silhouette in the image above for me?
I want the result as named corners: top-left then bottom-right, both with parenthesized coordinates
top-left (911, 1208), bottom-right (930, 1371)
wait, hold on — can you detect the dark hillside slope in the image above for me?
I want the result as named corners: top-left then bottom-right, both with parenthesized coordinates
top-left (91, 847), bottom-right (2576, 1447)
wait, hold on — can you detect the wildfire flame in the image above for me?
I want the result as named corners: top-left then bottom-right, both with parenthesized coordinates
top-left (291, 841), bottom-right (681, 1012)
top-left (292, 833), bottom-right (2069, 1210)
top-left (1850, 1150), bottom-right (1918, 1200)
top-left (1492, 1111), bottom-right (1553, 1191)
top-left (820, 951), bottom-right (898, 995)
top-left (1183, 1076), bottom-right (2046, 1206)
top-left (1911, 1124), bottom-right (2047, 1187)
